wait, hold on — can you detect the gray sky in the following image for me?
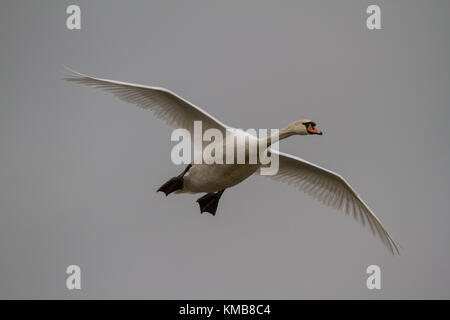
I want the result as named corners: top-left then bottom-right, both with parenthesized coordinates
top-left (0, 0), bottom-right (449, 299)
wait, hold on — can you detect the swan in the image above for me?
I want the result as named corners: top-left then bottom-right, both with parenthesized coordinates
top-left (64, 69), bottom-right (400, 255)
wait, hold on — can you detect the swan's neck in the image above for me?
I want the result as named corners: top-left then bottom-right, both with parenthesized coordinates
top-left (260, 126), bottom-right (295, 147)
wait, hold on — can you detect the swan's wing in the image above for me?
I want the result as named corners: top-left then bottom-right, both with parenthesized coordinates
top-left (263, 150), bottom-right (400, 255)
top-left (63, 68), bottom-right (229, 135)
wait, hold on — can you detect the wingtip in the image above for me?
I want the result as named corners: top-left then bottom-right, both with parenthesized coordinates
top-left (61, 65), bottom-right (88, 80)
top-left (62, 65), bottom-right (80, 74)
top-left (387, 234), bottom-right (402, 256)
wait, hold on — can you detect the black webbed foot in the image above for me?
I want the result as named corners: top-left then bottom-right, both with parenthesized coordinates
top-left (196, 190), bottom-right (225, 216)
top-left (157, 164), bottom-right (192, 196)
top-left (157, 177), bottom-right (184, 196)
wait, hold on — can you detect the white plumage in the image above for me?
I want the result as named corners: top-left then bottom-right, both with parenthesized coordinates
top-left (64, 68), bottom-right (400, 255)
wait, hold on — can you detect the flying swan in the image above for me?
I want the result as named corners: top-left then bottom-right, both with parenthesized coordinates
top-left (64, 69), bottom-right (400, 255)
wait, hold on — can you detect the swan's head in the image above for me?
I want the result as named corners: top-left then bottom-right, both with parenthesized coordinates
top-left (288, 119), bottom-right (323, 136)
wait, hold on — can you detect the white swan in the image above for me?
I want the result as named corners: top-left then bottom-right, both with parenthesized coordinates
top-left (64, 69), bottom-right (400, 255)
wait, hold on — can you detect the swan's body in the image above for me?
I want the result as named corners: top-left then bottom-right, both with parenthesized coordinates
top-left (180, 130), bottom-right (261, 193)
top-left (182, 163), bottom-right (259, 194)
top-left (64, 68), bottom-right (400, 255)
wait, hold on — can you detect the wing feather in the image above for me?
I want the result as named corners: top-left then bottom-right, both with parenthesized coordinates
top-left (63, 68), bottom-right (229, 135)
top-left (264, 150), bottom-right (400, 255)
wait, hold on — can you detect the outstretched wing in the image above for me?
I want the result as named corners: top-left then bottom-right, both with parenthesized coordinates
top-left (63, 68), bottom-right (229, 135)
top-left (263, 150), bottom-right (400, 255)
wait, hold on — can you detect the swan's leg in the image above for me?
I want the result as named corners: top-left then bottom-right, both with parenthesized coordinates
top-left (157, 164), bottom-right (192, 196)
top-left (196, 189), bottom-right (225, 216)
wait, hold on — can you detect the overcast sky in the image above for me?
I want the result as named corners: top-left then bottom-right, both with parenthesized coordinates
top-left (0, 0), bottom-right (449, 298)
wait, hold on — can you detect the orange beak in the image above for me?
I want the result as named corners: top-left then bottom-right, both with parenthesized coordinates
top-left (307, 124), bottom-right (322, 135)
